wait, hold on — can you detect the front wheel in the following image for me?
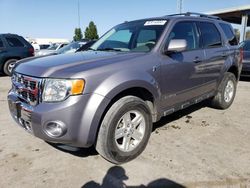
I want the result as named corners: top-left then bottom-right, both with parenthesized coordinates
top-left (96, 96), bottom-right (152, 164)
top-left (210, 72), bottom-right (237, 109)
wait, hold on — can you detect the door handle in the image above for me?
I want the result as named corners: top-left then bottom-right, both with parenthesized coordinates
top-left (193, 57), bottom-right (202, 63)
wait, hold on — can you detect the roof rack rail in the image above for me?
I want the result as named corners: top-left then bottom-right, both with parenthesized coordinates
top-left (167, 12), bottom-right (221, 20)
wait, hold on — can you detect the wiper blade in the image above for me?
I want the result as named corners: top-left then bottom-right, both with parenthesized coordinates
top-left (97, 48), bottom-right (121, 52)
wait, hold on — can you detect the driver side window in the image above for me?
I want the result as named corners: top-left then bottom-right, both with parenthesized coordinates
top-left (166, 22), bottom-right (199, 51)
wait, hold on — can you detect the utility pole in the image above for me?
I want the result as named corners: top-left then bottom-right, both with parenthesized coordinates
top-left (177, 0), bottom-right (183, 13)
top-left (77, 0), bottom-right (80, 28)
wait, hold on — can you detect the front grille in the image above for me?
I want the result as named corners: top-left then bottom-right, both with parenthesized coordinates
top-left (12, 73), bottom-right (41, 106)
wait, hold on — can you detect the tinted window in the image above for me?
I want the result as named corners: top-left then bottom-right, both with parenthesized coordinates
top-left (99, 29), bottom-right (132, 49)
top-left (0, 39), bottom-right (3, 48)
top-left (167, 22), bottom-right (199, 50)
top-left (137, 30), bottom-right (156, 47)
top-left (199, 22), bottom-right (222, 48)
top-left (91, 20), bottom-right (167, 52)
top-left (219, 23), bottom-right (238, 45)
top-left (6, 37), bottom-right (25, 47)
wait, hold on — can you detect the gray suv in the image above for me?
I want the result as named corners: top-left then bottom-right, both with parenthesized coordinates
top-left (8, 13), bottom-right (242, 164)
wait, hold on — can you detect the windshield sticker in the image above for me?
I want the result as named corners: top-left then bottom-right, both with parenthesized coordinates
top-left (144, 20), bottom-right (167, 26)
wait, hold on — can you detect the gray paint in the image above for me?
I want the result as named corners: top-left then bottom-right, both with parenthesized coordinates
top-left (8, 15), bottom-right (242, 147)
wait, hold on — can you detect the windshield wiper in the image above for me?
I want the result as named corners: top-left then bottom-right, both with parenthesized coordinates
top-left (97, 48), bottom-right (122, 52)
top-left (86, 47), bottom-right (96, 51)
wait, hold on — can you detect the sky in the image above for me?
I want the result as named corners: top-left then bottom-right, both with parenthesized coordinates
top-left (0, 0), bottom-right (249, 40)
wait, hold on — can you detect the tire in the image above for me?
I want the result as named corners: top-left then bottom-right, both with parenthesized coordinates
top-left (3, 59), bottom-right (18, 76)
top-left (96, 96), bottom-right (152, 164)
top-left (210, 72), bottom-right (237, 109)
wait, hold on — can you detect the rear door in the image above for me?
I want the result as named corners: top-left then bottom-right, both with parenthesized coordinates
top-left (160, 21), bottom-right (206, 109)
top-left (197, 22), bottom-right (228, 92)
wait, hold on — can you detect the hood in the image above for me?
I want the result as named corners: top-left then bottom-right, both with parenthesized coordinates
top-left (15, 51), bottom-right (147, 78)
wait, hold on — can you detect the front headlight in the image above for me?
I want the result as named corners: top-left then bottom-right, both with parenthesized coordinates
top-left (42, 79), bottom-right (85, 102)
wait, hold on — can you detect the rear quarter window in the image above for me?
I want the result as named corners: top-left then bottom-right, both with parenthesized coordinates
top-left (219, 23), bottom-right (238, 46)
top-left (199, 22), bottom-right (222, 48)
top-left (5, 37), bottom-right (25, 47)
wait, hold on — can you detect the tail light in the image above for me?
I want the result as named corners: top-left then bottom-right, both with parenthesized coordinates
top-left (29, 47), bottom-right (34, 56)
top-left (239, 48), bottom-right (243, 64)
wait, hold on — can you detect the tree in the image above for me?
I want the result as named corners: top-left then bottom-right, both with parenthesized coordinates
top-left (73, 28), bottom-right (83, 41)
top-left (84, 21), bottom-right (99, 40)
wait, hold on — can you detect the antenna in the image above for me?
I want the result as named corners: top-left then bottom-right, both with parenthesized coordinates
top-left (177, 0), bottom-right (183, 13)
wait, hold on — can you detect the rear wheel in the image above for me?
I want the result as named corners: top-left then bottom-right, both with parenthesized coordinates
top-left (96, 96), bottom-right (152, 164)
top-left (3, 59), bottom-right (18, 76)
top-left (210, 72), bottom-right (237, 109)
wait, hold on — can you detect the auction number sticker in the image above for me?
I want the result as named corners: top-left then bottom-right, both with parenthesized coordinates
top-left (144, 20), bottom-right (167, 26)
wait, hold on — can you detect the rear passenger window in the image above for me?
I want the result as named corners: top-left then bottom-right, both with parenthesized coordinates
top-left (167, 22), bottom-right (199, 50)
top-left (199, 22), bottom-right (222, 48)
top-left (219, 23), bottom-right (238, 45)
top-left (5, 37), bottom-right (25, 47)
top-left (242, 41), bottom-right (250, 51)
top-left (0, 39), bottom-right (3, 48)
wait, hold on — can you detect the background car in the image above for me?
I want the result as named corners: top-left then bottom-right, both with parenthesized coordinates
top-left (30, 41), bottom-right (40, 51)
top-left (58, 40), bottom-right (96, 54)
top-left (56, 40), bottom-right (91, 54)
top-left (36, 42), bottom-right (68, 56)
top-left (0, 33), bottom-right (34, 75)
top-left (38, 40), bottom-right (96, 56)
top-left (240, 40), bottom-right (250, 77)
top-left (75, 40), bottom-right (96, 52)
top-left (39, 44), bottom-right (50, 50)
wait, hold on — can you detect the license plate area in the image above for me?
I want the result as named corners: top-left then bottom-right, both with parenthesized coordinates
top-left (8, 98), bottom-right (33, 133)
top-left (8, 99), bottom-right (21, 118)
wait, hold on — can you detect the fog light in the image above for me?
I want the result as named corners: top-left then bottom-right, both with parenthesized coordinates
top-left (44, 121), bottom-right (67, 138)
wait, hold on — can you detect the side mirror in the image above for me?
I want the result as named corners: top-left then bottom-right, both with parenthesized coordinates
top-left (165, 39), bottom-right (187, 54)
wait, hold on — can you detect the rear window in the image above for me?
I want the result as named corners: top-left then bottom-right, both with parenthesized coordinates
top-left (6, 37), bottom-right (25, 47)
top-left (199, 22), bottom-right (222, 48)
top-left (0, 39), bottom-right (3, 48)
top-left (219, 23), bottom-right (238, 45)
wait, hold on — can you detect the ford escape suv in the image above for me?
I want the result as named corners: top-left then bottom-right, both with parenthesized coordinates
top-left (8, 13), bottom-right (242, 164)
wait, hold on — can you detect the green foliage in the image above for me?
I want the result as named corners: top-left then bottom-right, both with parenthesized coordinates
top-left (84, 21), bottom-right (99, 40)
top-left (73, 28), bottom-right (83, 41)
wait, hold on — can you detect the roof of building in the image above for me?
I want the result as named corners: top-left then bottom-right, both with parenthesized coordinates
top-left (207, 5), bottom-right (250, 25)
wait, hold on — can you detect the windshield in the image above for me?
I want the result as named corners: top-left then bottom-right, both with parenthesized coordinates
top-left (57, 42), bottom-right (82, 54)
top-left (91, 20), bottom-right (167, 52)
top-left (47, 43), bottom-right (59, 50)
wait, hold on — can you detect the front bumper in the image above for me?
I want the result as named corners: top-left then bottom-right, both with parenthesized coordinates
top-left (8, 91), bottom-right (110, 147)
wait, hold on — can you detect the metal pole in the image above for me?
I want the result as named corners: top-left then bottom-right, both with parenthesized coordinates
top-left (78, 0), bottom-right (80, 28)
top-left (240, 14), bottom-right (248, 42)
top-left (177, 0), bottom-right (183, 13)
